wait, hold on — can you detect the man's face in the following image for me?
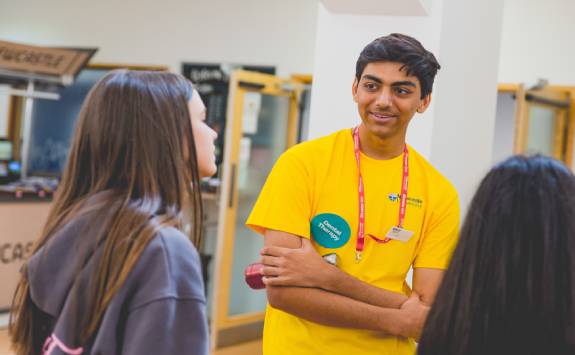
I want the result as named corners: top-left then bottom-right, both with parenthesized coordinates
top-left (352, 61), bottom-right (431, 140)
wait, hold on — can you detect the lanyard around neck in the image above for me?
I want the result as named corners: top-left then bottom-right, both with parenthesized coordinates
top-left (352, 126), bottom-right (409, 263)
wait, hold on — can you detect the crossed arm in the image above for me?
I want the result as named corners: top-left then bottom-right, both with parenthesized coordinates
top-left (261, 229), bottom-right (444, 339)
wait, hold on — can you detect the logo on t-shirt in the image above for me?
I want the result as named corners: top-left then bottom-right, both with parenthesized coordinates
top-left (310, 213), bottom-right (351, 249)
top-left (388, 193), bottom-right (424, 208)
top-left (388, 193), bottom-right (399, 202)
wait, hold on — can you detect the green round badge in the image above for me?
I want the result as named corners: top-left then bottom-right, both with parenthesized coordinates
top-left (310, 213), bottom-right (351, 249)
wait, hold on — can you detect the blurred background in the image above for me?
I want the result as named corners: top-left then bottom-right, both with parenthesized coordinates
top-left (0, 0), bottom-right (573, 353)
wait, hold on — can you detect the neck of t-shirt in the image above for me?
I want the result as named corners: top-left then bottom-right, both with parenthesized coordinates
top-left (358, 127), bottom-right (406, 160)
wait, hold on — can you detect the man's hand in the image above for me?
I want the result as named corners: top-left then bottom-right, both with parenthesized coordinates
top-left (260, 238), bottom-right (333, 288)
top-left (396, 292), bottom-right (430, 340)
top-left (260, 229), bottom-right (416, 334)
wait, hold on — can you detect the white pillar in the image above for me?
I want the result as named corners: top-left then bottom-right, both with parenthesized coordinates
top-left (429, 0), bottom-right (504, 210)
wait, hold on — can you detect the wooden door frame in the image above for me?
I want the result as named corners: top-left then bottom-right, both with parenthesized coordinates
top-left (210, 70), bottom-right (304, 348)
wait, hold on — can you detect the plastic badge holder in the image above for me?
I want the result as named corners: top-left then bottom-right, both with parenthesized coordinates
top-left (244, 253), bottom-right (339, 290)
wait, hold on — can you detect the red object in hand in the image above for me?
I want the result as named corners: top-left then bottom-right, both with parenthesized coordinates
top-left (245, 262), bottom-right (265, 289)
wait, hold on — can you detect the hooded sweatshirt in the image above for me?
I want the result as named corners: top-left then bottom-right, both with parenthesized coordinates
top-left (26, 204), bottom-right (209, 355)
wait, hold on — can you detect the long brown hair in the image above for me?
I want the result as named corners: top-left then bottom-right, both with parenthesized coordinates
top-left (9, 70), bottom-right (204, 354)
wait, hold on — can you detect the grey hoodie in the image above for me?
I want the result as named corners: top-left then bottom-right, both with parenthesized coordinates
top-left (27, 208), bottom-right (209, 355)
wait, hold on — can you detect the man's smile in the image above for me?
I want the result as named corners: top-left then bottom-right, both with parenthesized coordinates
top-left (369, 111), bottom-right (398, 123)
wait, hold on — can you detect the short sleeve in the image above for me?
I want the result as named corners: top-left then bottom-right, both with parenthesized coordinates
top-left (413, 188), bottom-right (460, 269)
top-left (246, 150), bottom-right (313, 239)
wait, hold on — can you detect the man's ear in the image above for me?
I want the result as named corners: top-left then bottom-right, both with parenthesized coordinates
top-left (417, 94), bottom-right (432, 113)
top-left (352, 78), bottom-right (359, 103)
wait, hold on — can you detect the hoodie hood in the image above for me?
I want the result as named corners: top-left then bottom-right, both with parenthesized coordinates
top-left (27, 210), bottom-right (107, 317)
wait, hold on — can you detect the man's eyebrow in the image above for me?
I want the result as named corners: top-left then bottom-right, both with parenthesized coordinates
top-left (361, 74), bottom-right (383, 84)
top-left (361, 75), bottom-right (417, 88)
top-left (392, 81), bottom-right (417, 87)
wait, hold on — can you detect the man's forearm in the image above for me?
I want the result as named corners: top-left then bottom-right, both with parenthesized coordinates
top-left (267, 285), bottom-right (404, 335)
top-left (320, 266), bottom-right (408, 308)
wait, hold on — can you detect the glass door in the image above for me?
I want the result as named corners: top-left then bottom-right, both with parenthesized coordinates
top-left (514, 87), bottom-right (572, 163)
top-left (211, 70), bottom-right (303, 349)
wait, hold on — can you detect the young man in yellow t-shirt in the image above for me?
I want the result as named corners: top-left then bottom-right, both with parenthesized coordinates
top-left (246, 33), bottom-right (460, 355)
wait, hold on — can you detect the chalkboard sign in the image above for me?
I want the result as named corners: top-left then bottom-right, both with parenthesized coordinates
top-left (181, 63), bottom-right (275, 169)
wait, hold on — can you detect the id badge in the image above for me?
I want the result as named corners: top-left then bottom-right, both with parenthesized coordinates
top-left (384, 226), bottom-right (414, 242)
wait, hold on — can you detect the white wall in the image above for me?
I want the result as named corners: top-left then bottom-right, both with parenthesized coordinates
top-left (498, 0), bottom-right (575, 85)
top-left (0, 0), bottom-right (318, 77)
top-left (308, 1), bottom-right (444, 158)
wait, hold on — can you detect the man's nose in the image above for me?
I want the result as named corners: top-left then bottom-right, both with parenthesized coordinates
top-left (375, 88), bottom-right (392, 107)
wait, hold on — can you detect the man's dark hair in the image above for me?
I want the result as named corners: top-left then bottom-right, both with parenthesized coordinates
top-left (418, 155), bottom-right (575, 355)
top-left (355, 33), bottom-right (440, 98)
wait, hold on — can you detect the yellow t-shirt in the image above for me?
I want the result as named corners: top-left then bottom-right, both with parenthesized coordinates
top-left (247, 129), bottom-right (460, 355)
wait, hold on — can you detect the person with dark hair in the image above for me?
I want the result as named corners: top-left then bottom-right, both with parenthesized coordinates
top-left (418, 155), bottom-right (575, 355)
top-left (247, 33), bottom-right (459, 354)
top-left (9, 70), bottom-right (217, 355)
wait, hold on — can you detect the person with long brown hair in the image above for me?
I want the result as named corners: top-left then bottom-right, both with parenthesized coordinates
top-left (9, 70), bottom-right (217, 355)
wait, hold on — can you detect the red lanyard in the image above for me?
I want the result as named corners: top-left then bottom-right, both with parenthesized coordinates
top-left (353, 126), bottom-right (409, 263)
